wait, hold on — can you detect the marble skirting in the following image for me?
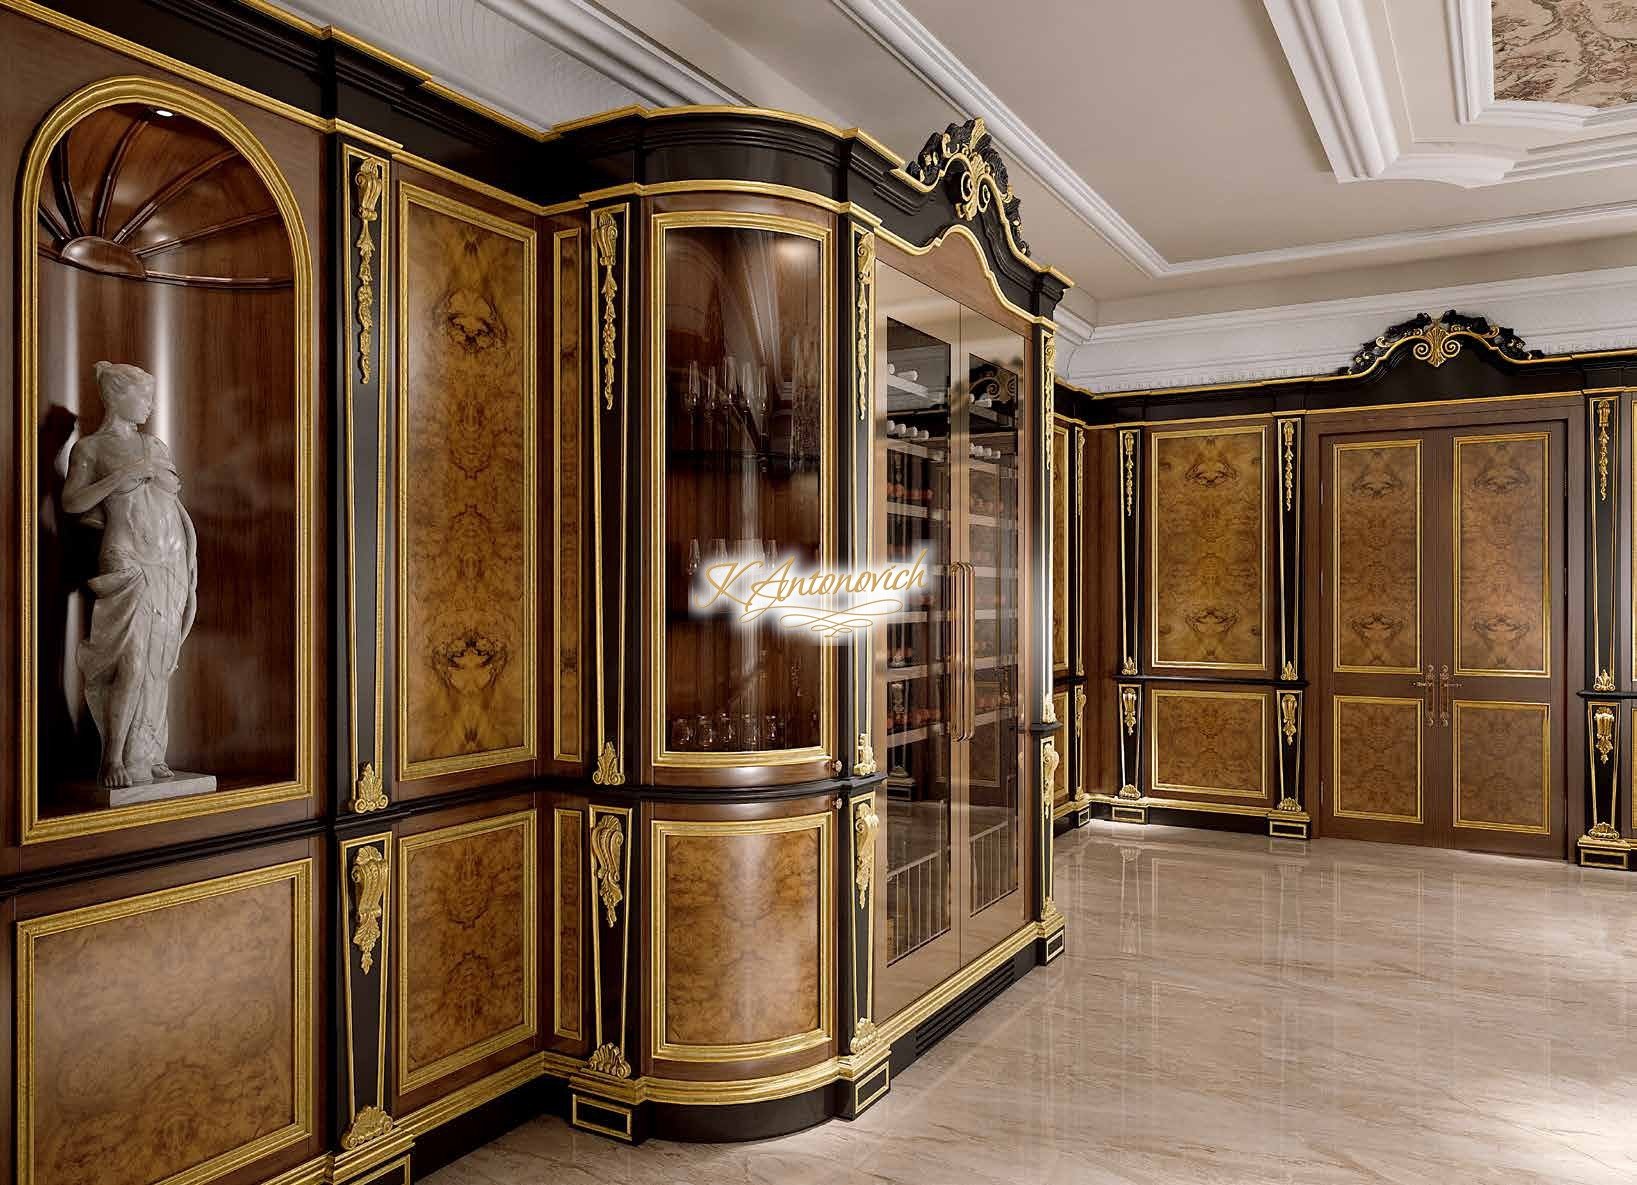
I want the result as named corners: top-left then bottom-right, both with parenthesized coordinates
top-left (425, 824), bottom-right (1637, 1184)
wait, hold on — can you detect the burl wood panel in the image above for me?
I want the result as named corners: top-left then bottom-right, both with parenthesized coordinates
top-left (22, 867), bottom-right (306, 1185)
top-left (660, 824), bottom-right (826, 1051)
top-left (1151, 428), bottom-right (1264, 667)
top-left (553, 229), bottom-right (583, 763)
top-left (400, 188), bottom-right (535, 773)
top-left (1334, 442), bottom-right (1421, 672)
top-left (1052, 425), bottom-right (1070, 672)
top-left (553, 808), bottom-right (583, 1040)
top-left (1454, 703), bottom-right (1549, 832)
top-left (1052, 689), bottom-right (1071, 805)
top-left (1455, 435), bottom-right (1548, 676)
top-left (400, 812), bottom-right (536, 1089)
top-left (1150, 691), bottom-right (1266, 798)
top-left (1333, 697), bottom-right (1422, 822)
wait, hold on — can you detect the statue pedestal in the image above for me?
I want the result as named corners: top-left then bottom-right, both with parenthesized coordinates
top-left (74, 772), bottom-right (219, 809)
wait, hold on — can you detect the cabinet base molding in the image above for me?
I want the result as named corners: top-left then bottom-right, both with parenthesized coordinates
top-left (1093, 793), bottom-right (1312, 839)
top-left (1577, 834), bottom-right (1633, 869)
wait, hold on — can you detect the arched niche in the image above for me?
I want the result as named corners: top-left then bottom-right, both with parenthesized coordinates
top-left (19, 76), bottom-right (314, 842)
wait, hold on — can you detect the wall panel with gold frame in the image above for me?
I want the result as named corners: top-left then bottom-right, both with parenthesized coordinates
top-left (395, 179), bottom-right (538, 788)
top-left (1148, 687), bottom-right (1271, 804)
top-left (15, 851), bottom-right (319, 1185)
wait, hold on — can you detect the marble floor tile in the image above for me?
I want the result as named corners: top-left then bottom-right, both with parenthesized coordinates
top-left (423, 824), bottom-right (1637, 1184)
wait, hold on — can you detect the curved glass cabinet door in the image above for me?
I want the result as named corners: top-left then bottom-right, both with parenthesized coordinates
top-left (651, 213), bottom-right (834, 783)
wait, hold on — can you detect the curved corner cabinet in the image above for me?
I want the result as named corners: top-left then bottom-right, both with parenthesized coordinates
top-left (557, 110), bottom-right (1071, 1141)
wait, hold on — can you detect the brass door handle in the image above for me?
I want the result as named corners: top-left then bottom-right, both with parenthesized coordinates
top-left (1410, 664), bottom-right (1436, 726)
top-left (965, 561), bottom-right (977, 740)
top-left (1437, 666), bottom-right (1460, 728)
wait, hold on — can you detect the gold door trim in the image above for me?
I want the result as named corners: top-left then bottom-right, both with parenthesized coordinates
top-left (648, 211), bottom-right (836, 771)
top-left (1332, 439), bottom-right (1422, 676)
top-left (649, 813), bottom-right (836, 1062)
top-left (395, 183), bottom-right (539, 780)
top-left (1148, 424), bottom-right (1269, 672)
top-left (1452, 432), bottom-right (1551, 679)
top-left (1147, 688), bottom-right (1268, 800)
top-left (15, 859), bottom-right (315, 1185)
top-left (1451, 700), bottom-right (1552, 835)
top-left (1331, 695), bottom-right (1424, 823)
top-left (396, 810), bottom-right (539, 1093)
top-left (17, 76), bottom-right (316, 843)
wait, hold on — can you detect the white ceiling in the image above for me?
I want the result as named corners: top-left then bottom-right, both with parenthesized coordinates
top-left (270, 0), bottom-right (1637, 329)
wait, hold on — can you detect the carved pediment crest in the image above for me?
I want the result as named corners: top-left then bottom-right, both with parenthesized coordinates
top-left (1341, 310), bottom-right (1537, 375)
top-left (902, 116), bottom-right (1030, 257)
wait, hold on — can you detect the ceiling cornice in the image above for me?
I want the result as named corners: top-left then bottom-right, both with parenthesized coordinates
top-left (477, 0), bottom-right (742, 108)
top-left (1266, 0), bottom-right (1637, 186)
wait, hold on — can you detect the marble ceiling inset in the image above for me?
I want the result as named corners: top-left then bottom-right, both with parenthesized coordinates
top-left (1492, 0), bottom-right (1637, 108)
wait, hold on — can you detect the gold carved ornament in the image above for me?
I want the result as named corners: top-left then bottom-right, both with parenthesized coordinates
top-left (1120, 686), bottom-right (1138, 736)
top-left (589, 813), bottom-right (625, 927)
top-left (349, 845), bottom-right (389, 974)
top-left (853, 732), bottom-right (878, 777)
top-left (1280, 420), bottom-right (1296, 512)
top-left (1043, 332), bottom-right (1056, 471)
top-left (341, 1104), bottom-right (393, 1151)
top-left (1596, 398), bottom-right (1612, 502)
top-left (589, 1043), bottom-right (632, 1079)
top-left (854, 797), bottom-right (879, 909)
top-left (591, 739), bottom-right (625, 786)
top-left (1594, 704), bottom-right (1616, 765)
top-left (1279, 692), bottom-right (1299, 746)
top-left (351, 761), bottom-right (388, 814)
top-left (1595, 669), bottom-right (1616, 693)
top-left (592, 207), bottom-right (619, 411)
top-left (1041, 738), bottom-right (1061, 790)
top-left (1281, 661), bottom-right (1297, 681)
top-left (353, 155), bottom-right (384, 384)
top-left (1121, 431), bottom-right (1136, 517)
top-left (1042, 694), bottom-right (1058, 725)
top-left (855, 231), bottom-right (875, 422)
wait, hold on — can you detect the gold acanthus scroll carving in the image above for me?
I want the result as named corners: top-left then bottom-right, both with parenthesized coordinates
top-left (1279, 691), bottom-right (1299, 746)
top-left (1594, 704), bottom-right (1616, 765)
top-left (592, 740), bottom-right (624, 786)
top-left (1281, 420), bottom-right (1296, 512)
top-left (590, 813), bottom-right (625, 927)
top-left (593, 207), bottom-right (619, 411)
top-left (1041, 740), bottom-right (1061, 816)
top-left (1120, 686), bottom-right (1138, 736)
top-left (588, 1043), bottom-right (632, 1079)
top-left (1122, 431), bottom-right (1136, 517)
top-left (854, 797), bottom-right (879, 909)
top-left (341, 1104), bottom-right (393, 1151)
top-left (353, 155), bottom-right (384, 384)
top-left (1596, 398), bottom-right (1613, 502)
top-left (853, 732), bottom-right (878, 777)
top-left (351, 761), bottom-right (388, 814)
top-left (855, 231), bottom-right (875, 423)
top-left (1043, 332), bottom-right (1056, 471)
top-left (349, 844), bottom-right (388, 974)
top-left (1042, 694), bottom-right (1058, 725)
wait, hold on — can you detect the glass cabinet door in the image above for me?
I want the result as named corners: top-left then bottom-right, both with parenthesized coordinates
top-left (653, 215), bottom-right (832, 781)
top-left (959, 309), bottom-right (1027, 954)
top-left (874, 264), bottom-right (961, 1014)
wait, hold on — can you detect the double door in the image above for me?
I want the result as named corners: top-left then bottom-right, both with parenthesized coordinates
top-left (1319, 417), bottom-right (1566, 856)
top-left (871, 262), bottom-right (1028, 1018)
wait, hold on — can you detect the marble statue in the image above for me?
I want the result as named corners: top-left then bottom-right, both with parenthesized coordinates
top-left (61, 362), bottom-right (211, 799)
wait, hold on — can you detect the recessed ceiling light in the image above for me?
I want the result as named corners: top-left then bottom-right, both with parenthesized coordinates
top-left (153, 108), bottom-right (175, 118)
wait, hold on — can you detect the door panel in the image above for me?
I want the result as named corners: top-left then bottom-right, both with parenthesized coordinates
top-left (1453, 433), bottom-right (1550, 678)
top-left (1319, 416), bottom-right (1565, 857)
top-left (1332, 695), bottom-right (1423, 824)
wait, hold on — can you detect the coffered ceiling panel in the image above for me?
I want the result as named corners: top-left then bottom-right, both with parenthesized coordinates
top-left (1493, 0), bottom-right (1637, 108)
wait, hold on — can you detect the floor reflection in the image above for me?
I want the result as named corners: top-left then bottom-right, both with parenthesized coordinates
top-left (425, 823), bottom-right (1637, 1184)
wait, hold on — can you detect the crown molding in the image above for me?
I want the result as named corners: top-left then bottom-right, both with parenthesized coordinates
top-left (1266, 0), bottom-right (1637, 187)
top-left (1069, 265), bottom-right (1637, 392)
top-left (477, 0), bottom-right (742, 108)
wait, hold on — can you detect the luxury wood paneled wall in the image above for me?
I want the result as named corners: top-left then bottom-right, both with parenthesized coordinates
top-left (1064, 313), bottom-right (1637, 864)
top-left (0, 2), bottom-right (1072, 1180)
